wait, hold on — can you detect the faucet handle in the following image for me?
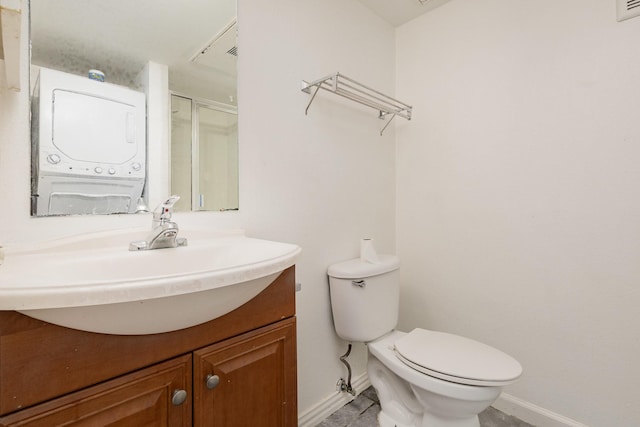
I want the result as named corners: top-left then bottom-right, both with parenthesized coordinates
top-left (153, 195), bottom-right (181, 223)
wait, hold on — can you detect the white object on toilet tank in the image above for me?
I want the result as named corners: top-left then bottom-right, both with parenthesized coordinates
top-left (328, 255), bottom-right (400, 342)
top-left (360, 238), bottom-right (380, 264)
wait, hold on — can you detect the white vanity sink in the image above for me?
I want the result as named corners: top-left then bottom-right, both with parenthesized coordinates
top-left (0, 229), bottom-right (301, 334)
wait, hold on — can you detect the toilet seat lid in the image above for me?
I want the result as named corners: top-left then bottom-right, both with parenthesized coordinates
top-left (394, 329), bottom-right (522, 386)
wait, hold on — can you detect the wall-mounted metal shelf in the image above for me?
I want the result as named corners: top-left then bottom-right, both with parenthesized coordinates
top-left (301, 72), bottom-right (412, 136)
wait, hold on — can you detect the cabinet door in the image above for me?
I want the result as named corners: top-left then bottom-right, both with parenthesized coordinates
top-left (0, 354), bottom-right (192, 427)
top-left (194, 318), bottom-right (297, 427)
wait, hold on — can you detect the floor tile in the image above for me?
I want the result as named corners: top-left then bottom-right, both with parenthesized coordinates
top-left (319, 386), bottom-right (535, 427)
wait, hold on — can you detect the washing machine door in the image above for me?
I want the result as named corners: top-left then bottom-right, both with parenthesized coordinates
top-left (394, 328), bottom-right (522, 386)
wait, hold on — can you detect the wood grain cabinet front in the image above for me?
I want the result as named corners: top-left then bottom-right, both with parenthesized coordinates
top-left (194, 319), bottom-right (297, 427)
top-left (0, 355), bottom-right (193, 427)
top-left (0, 267), bottom-right (297, 427)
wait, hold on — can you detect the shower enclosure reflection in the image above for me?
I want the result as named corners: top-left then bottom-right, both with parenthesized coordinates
top-left (171, 95), bottom-right (239, 212)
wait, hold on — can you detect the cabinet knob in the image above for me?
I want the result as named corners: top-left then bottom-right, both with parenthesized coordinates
top-left (172, 389), bottom-right (188, 406)
top-left (206, 374), bottom-right (220, 390)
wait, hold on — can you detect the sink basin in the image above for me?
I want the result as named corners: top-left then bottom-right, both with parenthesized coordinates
top-left (0, 228), bottom-right (301, 334)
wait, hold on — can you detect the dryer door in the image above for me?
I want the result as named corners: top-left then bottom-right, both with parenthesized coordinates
top-left (52, 89), bottom-right (139, 164)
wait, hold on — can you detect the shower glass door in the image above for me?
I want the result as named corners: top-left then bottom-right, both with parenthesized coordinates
top-left (170, 94), bottom-right (238, 211)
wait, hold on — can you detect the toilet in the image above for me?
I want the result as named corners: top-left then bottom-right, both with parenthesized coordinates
top-left (328, 255), bottom-right (522, 427)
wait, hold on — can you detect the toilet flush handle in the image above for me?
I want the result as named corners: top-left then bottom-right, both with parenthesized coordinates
top-left (352, 280), bottom-right (366, 288)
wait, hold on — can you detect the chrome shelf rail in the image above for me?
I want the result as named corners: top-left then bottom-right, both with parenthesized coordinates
top-left (301, 72), bottom-right (412, 136)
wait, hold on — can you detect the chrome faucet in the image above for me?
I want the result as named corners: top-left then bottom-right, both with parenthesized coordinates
top-left (129, 195), bottom-right (188, 251)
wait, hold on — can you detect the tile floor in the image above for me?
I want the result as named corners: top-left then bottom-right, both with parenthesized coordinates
top-left (318, 386), bottom-right (534, 427)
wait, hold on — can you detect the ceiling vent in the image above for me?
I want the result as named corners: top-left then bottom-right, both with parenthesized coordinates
top-left (191, 19), bottom-right (237, 66)
top-left (617, 0), bottom-right (640, 21)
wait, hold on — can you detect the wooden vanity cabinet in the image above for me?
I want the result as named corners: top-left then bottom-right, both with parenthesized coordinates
top-left (0, 354), bottom-right (193, 426)
top-left (0, 267), bottom-right (297, 427)
top-left (194, 320), bottom-right (296, 426)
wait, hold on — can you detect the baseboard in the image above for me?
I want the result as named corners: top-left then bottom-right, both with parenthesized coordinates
top-left (298, 377), bottom-right (587, 427)
top-left (493, 393), bottom-right (589, 427)
top-left (298, 373), bottom-right (371, 427)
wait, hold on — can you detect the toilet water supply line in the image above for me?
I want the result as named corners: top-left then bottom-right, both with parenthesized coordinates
top-left (337, 344), bottom-right (356, 396)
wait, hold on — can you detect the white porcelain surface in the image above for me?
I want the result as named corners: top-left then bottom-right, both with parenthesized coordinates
top-left (328, 256), bottom-right (400, 342)
top-left (327, 254), bottom-right (399, 279)
top-left (0, 228), bottom-right (301, 334)
top-left (369, 331), bottom-right (502, 401)
top-left (369, 331), bottom-right (503, 427)
top-left (394, 328), bottom-right (522, 386)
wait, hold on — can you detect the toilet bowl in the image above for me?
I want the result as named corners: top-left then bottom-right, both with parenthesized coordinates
top-left (327, 255), bottom-right (522, 427)
top-left (368, 330), bottom-right (520, 427)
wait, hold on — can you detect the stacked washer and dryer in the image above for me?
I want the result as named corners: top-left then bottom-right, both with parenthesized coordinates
top-left (31, 67), bottom-right (146, 216)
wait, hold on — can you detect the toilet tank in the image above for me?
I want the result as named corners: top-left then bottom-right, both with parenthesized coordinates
top-left (328, 255), bottom-right (400, 342)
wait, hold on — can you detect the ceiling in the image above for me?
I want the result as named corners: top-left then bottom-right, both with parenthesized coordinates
top-left (358, 0), bottom-right (453, 27)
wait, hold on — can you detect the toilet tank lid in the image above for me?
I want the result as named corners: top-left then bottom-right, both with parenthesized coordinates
top-left (328, 255), bottom-right (399, 279)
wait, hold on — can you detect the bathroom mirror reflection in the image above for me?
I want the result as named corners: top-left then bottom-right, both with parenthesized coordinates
top-left (170, 94), bottom-right (238, 211)
top-left (29, 0), bottom-right (238, 216)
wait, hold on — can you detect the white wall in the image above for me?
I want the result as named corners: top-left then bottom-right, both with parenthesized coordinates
top-left (237, 0), bottom-right (396, 414)
top-left (0, 0), bottom-right (396, 419)
top-left (396, 1), bottom-right (640, 426)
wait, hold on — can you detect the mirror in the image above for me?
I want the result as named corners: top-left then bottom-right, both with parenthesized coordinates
top-left (29, 0), bottom-right (238, 216)
top-left (171, 95), bottom-right (238, 211)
